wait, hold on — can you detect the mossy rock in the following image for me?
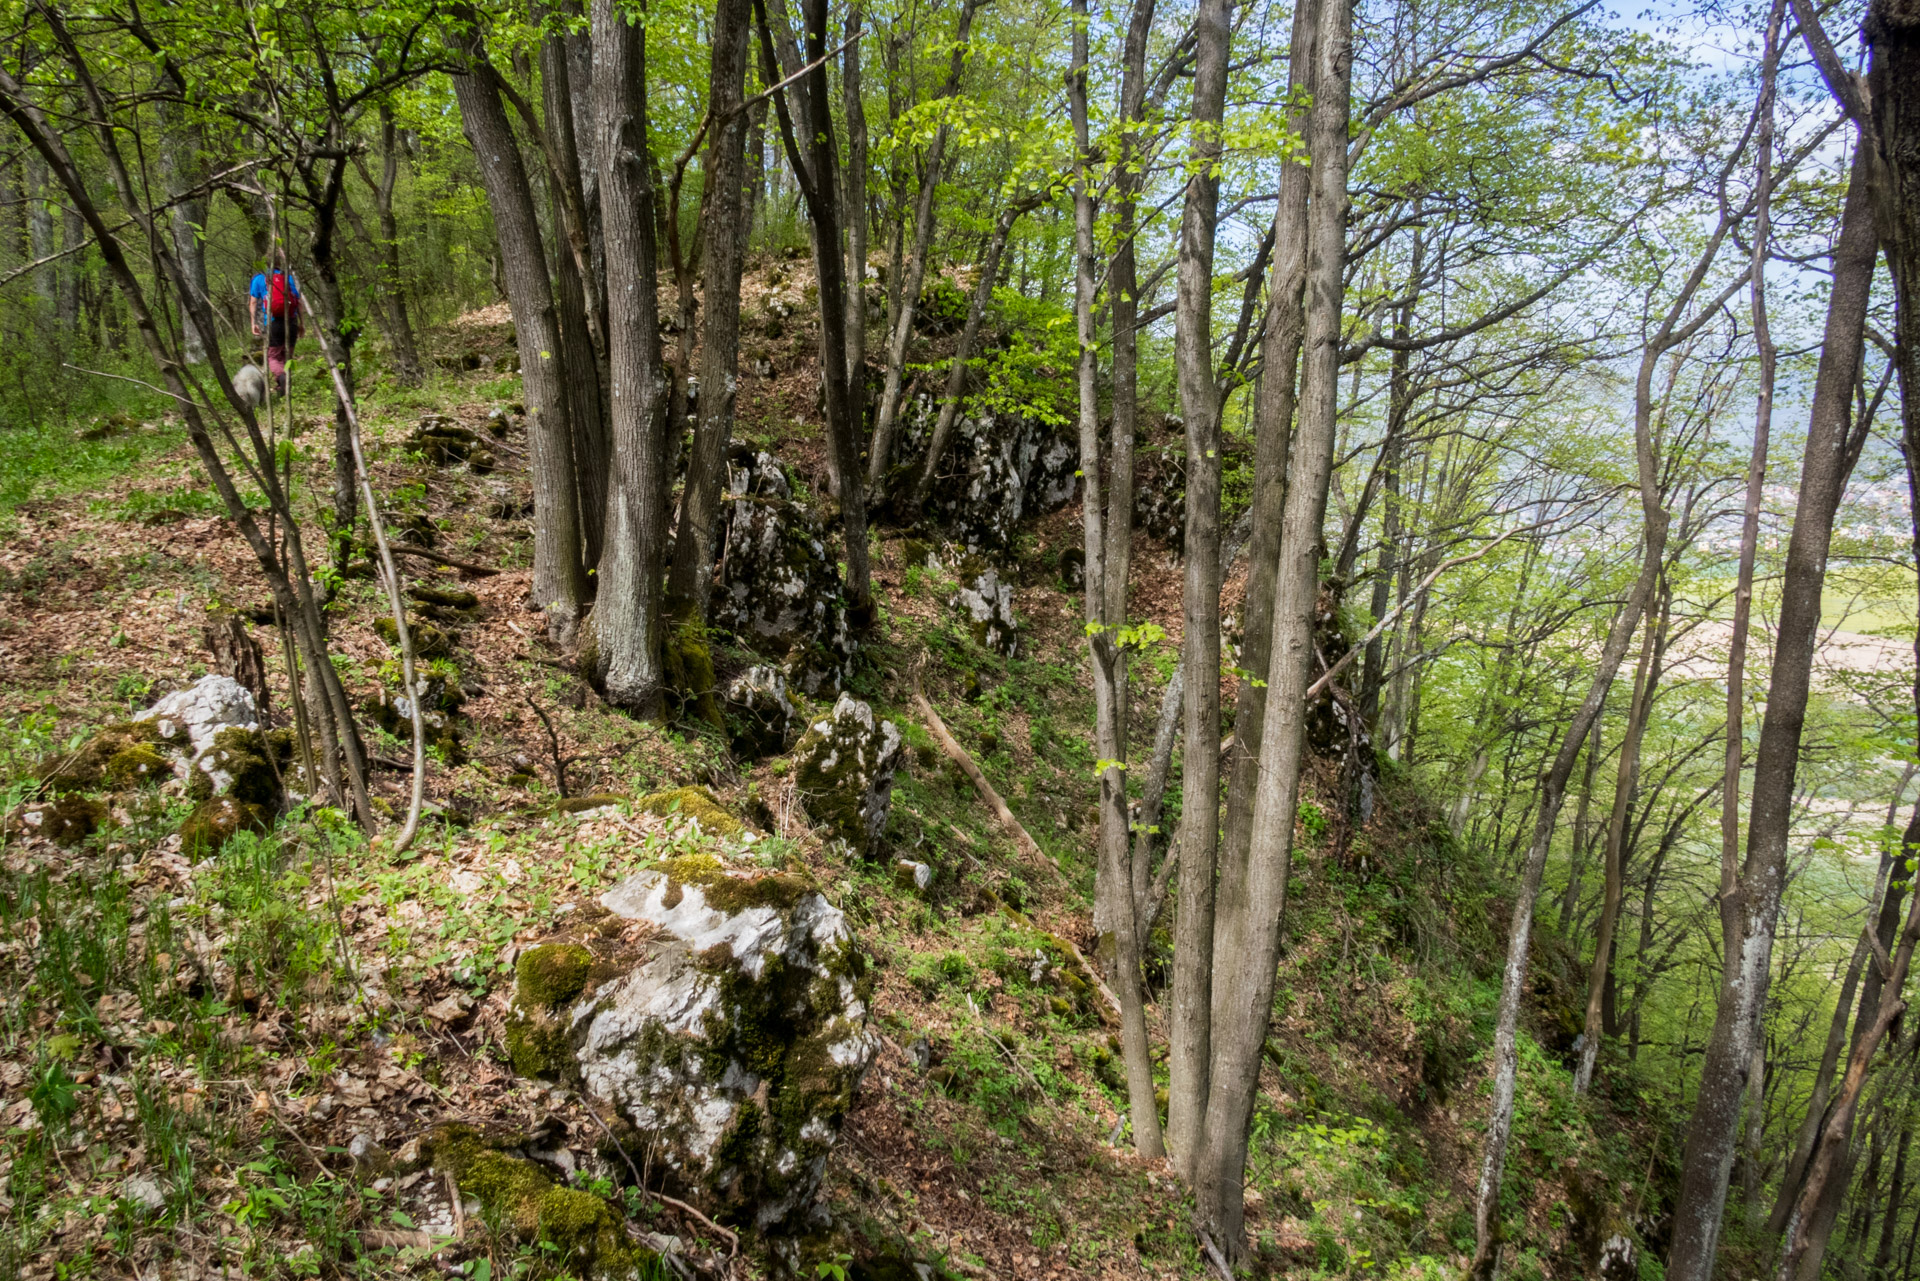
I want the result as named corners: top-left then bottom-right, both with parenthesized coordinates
top-left (179, 796), bottom-right (270, 856)
top-left (8, 794), bottom-right (109, 845)
top-left (663, 622), bottom-right (725, 731)
top-left (34, 720), bottom-right (165, 792)
top-left (423, 1124), bottom-right (645, 1280)
top-left (374, 615), bottom-right (454, 659)
top-left (105, 743), bottom-right (172, 787)
top-left (506, 943), bottom-right (594, 1077)
top-left (185, 727), bottom-right (280, 809)
top-left (506, 858), bottom-right (878, 1230)
top-left (635, 786), bottom-right (743, 837)
top-left (792, 695), bottom-right (904, 857)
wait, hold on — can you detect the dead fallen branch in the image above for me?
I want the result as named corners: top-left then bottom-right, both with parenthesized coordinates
top-left (385, 544), bottom-right (502, 576)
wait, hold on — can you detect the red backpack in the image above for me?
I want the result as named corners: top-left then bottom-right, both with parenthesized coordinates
top-left (268, 271), bottom-right (294, 318)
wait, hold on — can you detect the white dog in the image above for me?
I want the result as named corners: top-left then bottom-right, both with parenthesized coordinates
top-left (232, 362), bottom-right (268, 408)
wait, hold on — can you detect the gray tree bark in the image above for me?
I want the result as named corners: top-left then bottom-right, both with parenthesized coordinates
top-left (666, 0), bottom-right (753, 624)
top-left (451, 27), bottom-right (590, 642)
top-left (1067, 0), bottom-right (1163, 1161)
top-left (1188, 0), bottom-right (1344, 1254)
top-left (1165, 0), bottom-right (1232, 1182)
top-left (586, 0), bottom-right (670, 715)
top-left (1198, 0), bottom-right (1316, 1162)
top-left (1666, 135), bottom-right (1879, 1281)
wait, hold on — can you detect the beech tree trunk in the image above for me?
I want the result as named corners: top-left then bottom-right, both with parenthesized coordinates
top-left (1188, 0), bottom-right (1344, 1254)
top-left (1201, 0), bottom-right (1316, 1157)
top-left (1665, 136), bottom-right (1878, 1281)
top-left (541, 26), bottom-right (610, 570)
top-left (842, 5), bottom-right (868, 411)
top-left (666, 0), bottom-right (753, 623)
top-left (757, 0), bottom-right (871, 618)
top-left (368, 105), bottom-right (424, 385)
top-left (1067, 0), bottom-right (1162, 1162)
top-left (451, 30), bottom-right (589, 642)
top-left (1165, 0), bottom-right (1232, 1182)
top-left (586, 0), bottom-right (670, 715)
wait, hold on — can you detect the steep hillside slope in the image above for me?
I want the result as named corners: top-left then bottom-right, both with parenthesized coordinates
top-left (0, 289), bottom-right (1672, 1281)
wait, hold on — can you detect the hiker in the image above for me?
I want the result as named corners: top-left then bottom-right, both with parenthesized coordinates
top-left (247, 251), bottom-right (302, 392)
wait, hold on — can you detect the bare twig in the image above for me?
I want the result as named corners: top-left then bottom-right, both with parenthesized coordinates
top-left (525, 694), bottom-right (570, 798)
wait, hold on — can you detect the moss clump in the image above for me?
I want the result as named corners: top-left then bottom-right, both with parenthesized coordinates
top-left (636, 786), bottom-right (744, 837)
top-left (656, 853), bottom-right (814, 916)
top-left (34, 720), bottom-right (163, 791)
top-left (185, 727), bottom-right (279, 807)
top-left (662, 621), bottom-right (726, 731)
top-left (374, 615), bottom-right (454, 658)
top-left (515, 944), bottom-right (594, 1009)
top-left (7, 795), bottom-right (109, 845)
top-left (426, 1125), bottom-right (644, 1280)
top-left (105, 743), bottom-right (171, 787)
top-left (178, 796), bottom-right (270, 856)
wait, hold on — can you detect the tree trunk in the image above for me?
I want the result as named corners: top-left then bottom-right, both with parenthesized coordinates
top-left (451, 31), bottom-right (590, 642)
top-left (666, 0), bottom-right (753, 624)
top-left (1188, 0), bottom-right (1343, 1254)
top-left (1575, 587), bottom-right (1665, 1092)
top-left (370, 105), bottom-right (424, 385)
top-left (1771, 944), bottom-right (1869, 1233)
top-left (1873, 1122), bottom-right (1911, 1276)
top-left (1666, 135), bottom-right (1879, 1281)
top-left (541, 26), bottom-right (611, 570)
top-left (1066, 0), bottom-right (1162, 1162)
top-left (1165, 0), bottom-right (1232, 1181)
top-left (842, 4), bottom-right (868, 414)
top-left (586, 0), bottom-right (670, 715)
top-left (1204, 0), bottom-right (1316, 1153)
top-left (864, 0), bottom-right (982, 498)
top-left (1558, 715), bottom-right (1603, 937)
top-left (154, 106), bottom-right (209, 365)
top-left (757, 0), bottom-right (871, 619)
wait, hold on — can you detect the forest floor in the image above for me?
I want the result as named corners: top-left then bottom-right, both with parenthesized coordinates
top-left (0, 288), bottom-right (1678, 1281)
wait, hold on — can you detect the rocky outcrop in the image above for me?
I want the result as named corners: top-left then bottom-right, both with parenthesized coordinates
top-left (949, 560), bottom-right (1019, 656)
top-left (792, 695), bottom-right (904, 857)
top-left (712, 450), bottom-right (856, 697)
top-left (1133, 442), bottom-right (1186, 552)
top-left (635, 786), bottom-right (745, 837)
top-left (724, 665), bottom-right (799, 758)
top-left (505, 854), bottom-right (876, 1229)
top-left (893, 396), bottom-right (1078, 551)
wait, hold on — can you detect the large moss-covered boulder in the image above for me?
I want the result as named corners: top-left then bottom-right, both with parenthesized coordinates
top-left (724, 665), bottom-right (798, 758)
top-left (417, 1124), bottom-right (648, 1280)
top-left (134, 674), bottom-right (260, 755)
top-left (505, 857), bottom-right (877, 1229)
top-left (948, 559), bottom-right (1019, 656)
top-left (792, 695), bottom-right (904, 857)
top-left (711, 450), bottom-right (855, 696)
